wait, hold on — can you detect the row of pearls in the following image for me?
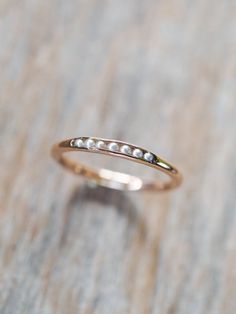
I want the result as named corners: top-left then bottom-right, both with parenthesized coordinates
top-left (72, 138), bottom-right (155, 162)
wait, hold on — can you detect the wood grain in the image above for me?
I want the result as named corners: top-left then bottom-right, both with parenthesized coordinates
top-left (1, 1), bottom-right (236, 313)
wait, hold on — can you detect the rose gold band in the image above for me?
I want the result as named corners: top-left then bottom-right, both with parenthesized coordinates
top-left (51, 137), bottom-right (183, 192)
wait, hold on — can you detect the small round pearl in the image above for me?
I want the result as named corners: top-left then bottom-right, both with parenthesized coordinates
top-left (144, 152), bottom-right (154, 162)
top-left (108, 142), bottom-right (119, 152)
top-left (74, 138), bottom-right (84, 148)
top-left (85, 138), bottom-right (96, 149)
top-left (133, 148), bottom-right (143, 158)
top-left (96, 140), bottom-right (106, 149)
top-left (120, 145), bottom-right (131, 155)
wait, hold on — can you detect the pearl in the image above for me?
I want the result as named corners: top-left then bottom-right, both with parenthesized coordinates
top-left (74, 138), bottom-right (84, 148)
top-left (120, 145), bottom-right (131, 155)
top-left (108, 142), bottom-right (119, 152)
top-left (144, 152), bottom-right (154, 162)
top-left (133, 148), bottom-right (143, 158)
top-left (96, 140), bottom-right (106, 149)
top-left (85, 138), bottom-right (96, 149)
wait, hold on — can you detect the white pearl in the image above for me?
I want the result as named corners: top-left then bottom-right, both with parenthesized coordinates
top-left (96, 140), bottom-right (106, 149)
top-left (120, 145), bottom-right (131, 155)
top-left (85, 138), bottom-right (96, 149)
top-left (133, 148), bottom-right (143, 158)
top-left (108, 142), bottom-right (119, 152)
top-left (144, 152), bottom-right (154, 162)
top-left (74, 138), bottom-right (84, 148)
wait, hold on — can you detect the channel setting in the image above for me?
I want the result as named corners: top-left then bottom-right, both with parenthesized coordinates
top-left (70, 137), bottom-right (157, 164)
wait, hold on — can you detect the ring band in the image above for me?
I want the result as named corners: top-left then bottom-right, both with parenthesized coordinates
top-left (51, 137), bottom-right (183, 192)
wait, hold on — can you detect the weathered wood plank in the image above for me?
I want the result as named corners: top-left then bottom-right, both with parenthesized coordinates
top-left (1, 0), bottom-right (236, 313)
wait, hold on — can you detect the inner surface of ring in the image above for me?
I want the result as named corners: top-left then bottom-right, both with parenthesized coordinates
top-left (94, 168), bottom-right (143, 191)
top-left (59, 153), bottom-right (143, 191)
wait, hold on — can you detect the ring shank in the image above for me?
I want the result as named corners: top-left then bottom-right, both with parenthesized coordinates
top-left (51, 138), bottom-right (183, 192)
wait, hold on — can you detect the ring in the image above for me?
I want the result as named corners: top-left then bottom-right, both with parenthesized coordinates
top-left (51, 137), bottom-right (183, 192)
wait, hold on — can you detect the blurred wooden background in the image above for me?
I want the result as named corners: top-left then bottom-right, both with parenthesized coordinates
top-left (1, 1), bottom-right (236, 313)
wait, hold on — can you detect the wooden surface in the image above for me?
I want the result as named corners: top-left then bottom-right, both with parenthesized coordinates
top-left (1, 1), bottom-right (236, 313)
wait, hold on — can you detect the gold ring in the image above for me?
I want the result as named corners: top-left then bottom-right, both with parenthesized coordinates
top-left (51, 137), bottom-right (183, 192)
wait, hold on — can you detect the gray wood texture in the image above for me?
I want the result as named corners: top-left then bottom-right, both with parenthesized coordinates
top-left (1, 1), bottom-right (236, 313)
